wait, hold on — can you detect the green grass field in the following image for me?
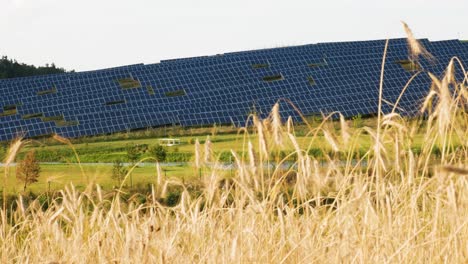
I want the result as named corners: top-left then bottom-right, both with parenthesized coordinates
top-left (11, 128), bottom-right (417, 161)
top-left (1, 125), bottom-right (459, 195)
top-left (0, 163), bottom-right (201, 194)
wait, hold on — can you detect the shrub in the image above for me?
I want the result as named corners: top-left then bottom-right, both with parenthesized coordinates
top-left (165, 188), bottom-right (182, 207)
top-left (126, 143), bottom-right (142, 165)
top-left (166, 152), bottom-right (192, 162)
top-left (112, 159), bottom-right (128, 186)
top-left (150, 144), bottom-right (167, 162)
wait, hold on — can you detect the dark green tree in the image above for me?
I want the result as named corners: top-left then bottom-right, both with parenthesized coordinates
top-left (150, 144), bottom-right (167, 162)
top-left (126, 144), bottom-right (144, 189)
top-left (126, 143), bottom-right (142, 166)
top-left (112, 159), bottom-right (128, 186)
top-left (0, 56), bottom-right (70, 79)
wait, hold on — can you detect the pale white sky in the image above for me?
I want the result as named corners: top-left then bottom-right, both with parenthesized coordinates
top-left (1, 0), bottom-right (466, 71)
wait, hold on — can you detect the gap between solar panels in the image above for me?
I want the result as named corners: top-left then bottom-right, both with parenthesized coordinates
top-left (395, 60), bottom-right (421, 72)
top-left (117, 77), bottom-right (141, 89)
top-left (252, 63), bottom-right (270, 69)
top-left (308, 59), bottom-right (328, 68)
top-left (19, 112), bottom-right (79, 127)
top-left (42, 115), bottom-right (79, 127)
top-left (146, 86), bottom-right (155, 95)
top-left (37, 86), bottom-right (57, 96)
top-left (263, 74), bottom-right (284, 82)
top-left (55, 120), bottom-right (79, 127)
top-left (105, 100), bottom-right (126, 106)
top-left (308, 76), bottom-right (316, 86)
top-left (22, 113), bottom-right (44, 119)
top-left (42, 115), bottom-right (65, 122)
top-left (0, 104), bottom-right (19, 117)
top-left (165, 89), bottom-right (186, 97)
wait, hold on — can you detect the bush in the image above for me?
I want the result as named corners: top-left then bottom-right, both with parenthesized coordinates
top-left (150, 144), bottom-right (167, 162)
top-left (308, 148), bottom-right (324, 158)
top-left (126, 143), bottom-right (143, 165)
top-left (218, 151), bottom-right (241, 163)
top-left (165, 188), bottom-right (182, 207)
top-left (27, 149), bottom-right (74, 162)
top-left (166, 152), bottom-right (192, 162)
top-left (112, 159), bottom-right (128, 186)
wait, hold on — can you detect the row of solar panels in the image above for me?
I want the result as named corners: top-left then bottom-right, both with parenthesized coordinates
top-left (1, 38), bottom-right (467, 141)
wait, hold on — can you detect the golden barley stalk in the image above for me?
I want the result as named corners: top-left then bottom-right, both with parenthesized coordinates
top-left (204, 136), bottom-right (212, 164)
top-left (253, 115), bottom-right (269, 159)
top-left (402, 21), bottom-right (434, 62)
top-left (271, 103), bottom-right (283, 147)
top-left (286, 116), bottom-right (294, 134)
top-left (323, 129), bottom-right (339, 152)
top-left (3, 138), bottom-right (26, 234)
top-left (247, 141), bottom-right (256, 174)
top-left (339, 114), bottom-right (350, 147)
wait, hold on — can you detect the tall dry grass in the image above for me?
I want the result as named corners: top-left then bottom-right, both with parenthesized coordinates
top-left (1, 30), bottom-right (467, 263)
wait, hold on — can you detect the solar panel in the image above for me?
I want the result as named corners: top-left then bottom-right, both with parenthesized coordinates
top-left (1, 38), bottom-right (467, 141)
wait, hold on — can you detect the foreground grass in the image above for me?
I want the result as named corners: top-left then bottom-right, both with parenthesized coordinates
top-left (0, 35), bottom-right (467, 263)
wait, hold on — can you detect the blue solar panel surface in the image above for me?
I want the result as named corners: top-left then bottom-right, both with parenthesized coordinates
top-left (1, 39), bottom-right (467, 141)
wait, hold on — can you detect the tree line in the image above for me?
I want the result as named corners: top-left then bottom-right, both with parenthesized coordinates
top-left (0, 56), bottom-right (71, 79)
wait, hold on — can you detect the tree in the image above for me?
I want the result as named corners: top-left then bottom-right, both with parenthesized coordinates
top-left (112, 159), bottom-right (128, 186)
top-left (150, 144), bottom-right (167, 162)
top-left (0, 56), bottom-right (69, 79)
top-left (126, 144), bottom-right (143, 189)
top-left (126, 143), bottom-right (141, 166)
top-left (16, 150), bottom-right (41, 191)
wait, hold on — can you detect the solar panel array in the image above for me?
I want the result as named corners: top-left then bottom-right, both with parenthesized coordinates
top-left (1, 38), bottom-right (467, 141)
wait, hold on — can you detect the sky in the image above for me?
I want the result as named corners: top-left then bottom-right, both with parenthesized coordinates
top-left (1, 0), bottom-right (467, 72)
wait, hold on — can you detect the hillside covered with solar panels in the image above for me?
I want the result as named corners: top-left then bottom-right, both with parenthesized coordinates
top-left (0, 38), bottom-right (467, 142)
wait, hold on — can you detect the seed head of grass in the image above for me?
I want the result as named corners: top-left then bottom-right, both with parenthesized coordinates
top-left (253, 115), bottom-right (269, 159)
top-left (339, 114), bottom-right (350, 148)
top-left (4, 138), bottom-right (25, 166)
top-left (52, 134), bottom-right (71, 145)
top-left (270, 103), bottom-right (284, 147)
top-left (247, 140), bottom-right (257, 176)
top-left (286, 116), bottom-right (294, 134)
top-left (204, 136), bottom-right (212, 164)
top-left (402, 21), bottom-right (435, 62)
top-left (323, 129), bottom-right (339, 153)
